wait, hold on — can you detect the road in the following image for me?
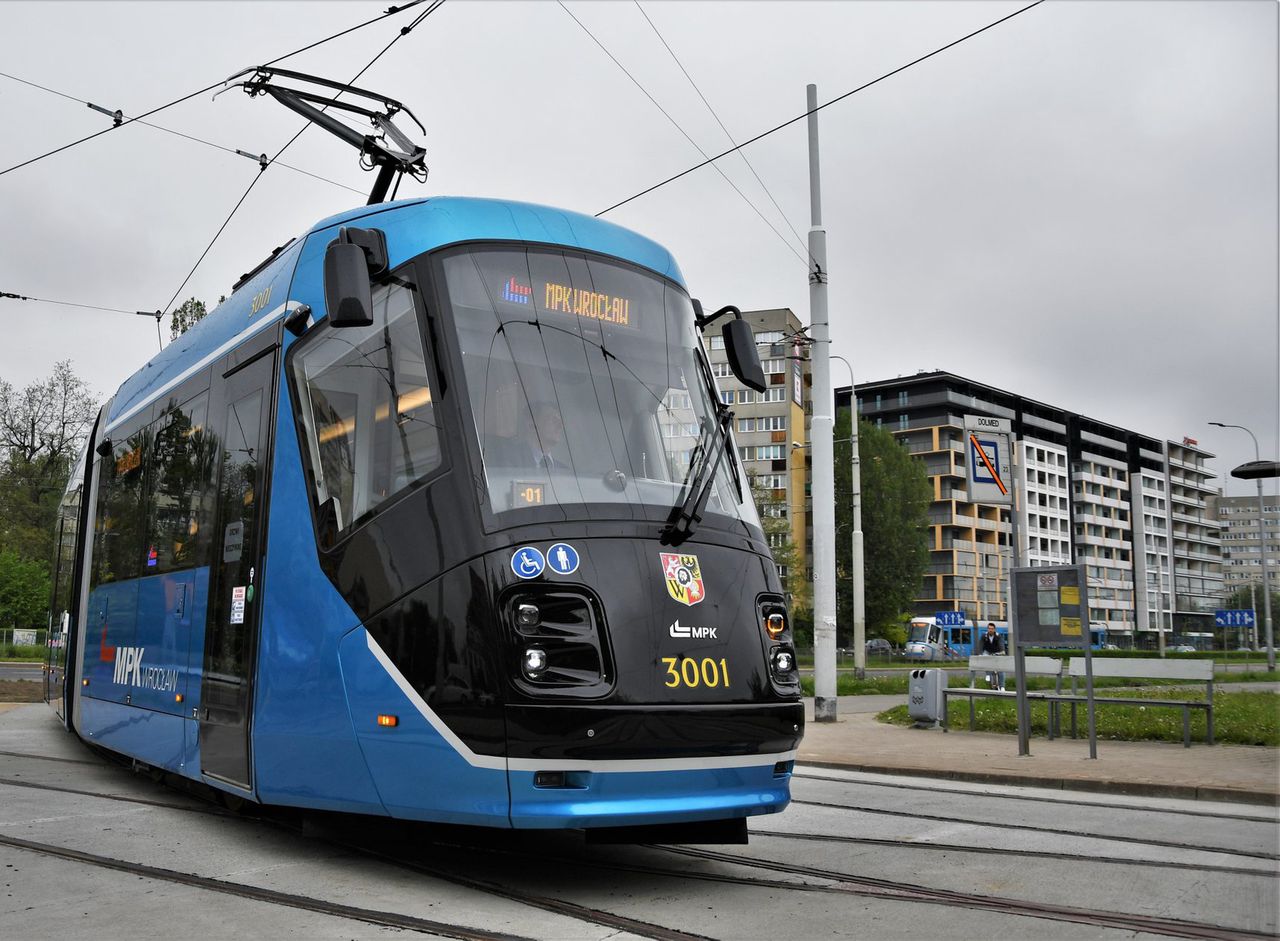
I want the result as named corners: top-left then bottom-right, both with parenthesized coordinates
top-left (0, 702), bottom-right (1274, 940)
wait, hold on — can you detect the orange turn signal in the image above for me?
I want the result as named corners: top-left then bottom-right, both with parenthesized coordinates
top-left (175, 693), bottom-right (184, 703)
top-left (82, 678), bottom-right (89, 687)
top-left (765, 613), bottom-right (786, 638)
top-left (377, 714), bottom-right (399, 728)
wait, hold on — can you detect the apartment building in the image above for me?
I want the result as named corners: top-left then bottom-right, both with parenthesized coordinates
top-left (1212, 493), bottom-right (1280, 604)
top-left (839, 371), bottom-right (1222, 647)
top-left (704, 308), bottom-right (809, 575)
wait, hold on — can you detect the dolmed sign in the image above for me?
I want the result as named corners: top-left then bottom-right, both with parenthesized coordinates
top-left (660, 552), bottom-right (705, 606)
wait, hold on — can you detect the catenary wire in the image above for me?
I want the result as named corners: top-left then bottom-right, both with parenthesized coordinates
top-left (0, 291), bottom-right (138, 316)
top-left (0, 0), bottom-right (434, 179)
top-left (158, 0), bottom-right (446, 318)
top-left (598, 0), bottom-right (1046, 217)
top-left (632, 1), bottom-right (811, 260)
top-left (0, 70), bottom-right (365, 197)
top-left (557, 1), bottom-right (811, 271)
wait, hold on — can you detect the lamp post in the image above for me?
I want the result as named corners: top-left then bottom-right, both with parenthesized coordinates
top-left (1209, 422), bottom-right (1275, 671)
top-left (831, 355), bottom-right (865, 680)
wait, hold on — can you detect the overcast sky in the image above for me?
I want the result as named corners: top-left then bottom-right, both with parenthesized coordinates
top-left (1, 0), bottom-right (1275, 496)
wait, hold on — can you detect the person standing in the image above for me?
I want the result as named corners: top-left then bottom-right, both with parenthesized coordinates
top-left (979, 622), bottom-right (1005, 689)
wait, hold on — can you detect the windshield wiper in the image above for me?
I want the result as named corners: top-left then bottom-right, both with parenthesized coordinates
top-left (663, 409), bottom-right (732, 544)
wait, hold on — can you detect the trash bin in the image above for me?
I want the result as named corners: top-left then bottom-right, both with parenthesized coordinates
top-left (908, 668), bottom-right (945, 725)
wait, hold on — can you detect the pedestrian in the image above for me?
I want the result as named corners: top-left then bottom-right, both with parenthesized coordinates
top-left (979, 622), bottom-right (1005, 690)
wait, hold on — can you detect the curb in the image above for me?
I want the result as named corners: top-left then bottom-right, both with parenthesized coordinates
top-left (797, 759), bottom-right (1280, 807)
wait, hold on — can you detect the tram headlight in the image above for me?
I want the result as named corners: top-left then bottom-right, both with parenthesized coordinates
top-left (522, 647), bottom-right (548, 678)
top-left (771, 647), bottom-right (796, 677)
top-left (516, 603), bottom-right (541, 629)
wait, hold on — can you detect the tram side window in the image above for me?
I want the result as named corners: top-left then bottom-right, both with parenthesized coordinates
top-left (291, 280), bottom-right (442, 545)
top-left (147, 392), bottom-right (212, 573)
top-left (93, 426), bottom-right (152, 584)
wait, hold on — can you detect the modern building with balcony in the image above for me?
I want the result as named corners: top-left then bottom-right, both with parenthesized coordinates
top-left (705, 308), bottom-right (810, 577)
top-left (837, 371), bottom-right (1222, 647)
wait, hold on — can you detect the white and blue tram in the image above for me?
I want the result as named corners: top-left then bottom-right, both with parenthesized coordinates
top-left (45, 195), bottom-right (803, 841)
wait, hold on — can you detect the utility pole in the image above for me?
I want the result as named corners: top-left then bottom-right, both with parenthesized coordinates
top-left (833, 355), bottom-right (866, 681)
top-left (807, 83), bottom-right (837, 722)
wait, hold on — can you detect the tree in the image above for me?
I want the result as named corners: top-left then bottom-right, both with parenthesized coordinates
top-left (169, 297), bottom-right (208, 340)
top-left (834, 411), bottom-right (931, 645)
top-left (0, 549), bottom-right (49, 631)
top-left (0, 361), bottom-right (97, 564)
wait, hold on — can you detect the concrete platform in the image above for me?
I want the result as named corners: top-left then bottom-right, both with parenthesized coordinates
top-left (799, 696), bottom-right (1280, 804)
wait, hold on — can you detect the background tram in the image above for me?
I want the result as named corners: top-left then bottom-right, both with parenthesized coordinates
top-left (44, 195), bottom-right (804, 841)
top-left (904, 617), bottom-right (1107, 660)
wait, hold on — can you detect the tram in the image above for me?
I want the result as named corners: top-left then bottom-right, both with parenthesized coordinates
top-left (43, 194), bottom-right (804, 840)
top-left (904, 617), bottom-right (1107, 660)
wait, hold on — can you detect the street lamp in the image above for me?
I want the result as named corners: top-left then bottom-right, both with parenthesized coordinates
top-left (831, 355), bottom-right (866, 680)
top-left (1209, 422), bottom-right (1275, 670)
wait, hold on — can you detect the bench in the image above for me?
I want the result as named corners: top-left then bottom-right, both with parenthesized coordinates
top-left (1057, 657), bottom-right (1215, 748)
top-left (942, 655), bottom-right (1066, 737)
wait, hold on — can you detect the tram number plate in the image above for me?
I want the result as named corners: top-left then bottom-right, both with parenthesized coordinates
top-left (661, 657), bottom-right (730, 689)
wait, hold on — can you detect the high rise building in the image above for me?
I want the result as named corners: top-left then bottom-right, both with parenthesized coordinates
top-left (704, 308), bottom-right (809, 577)
top-left (838, 371), bottom-right (1222, 648)
top-left (1212, 493), bottom-right (1280, 605)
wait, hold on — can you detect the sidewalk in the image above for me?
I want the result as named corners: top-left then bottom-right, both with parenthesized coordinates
top-left (798, 695), bottom-right (1280, 805)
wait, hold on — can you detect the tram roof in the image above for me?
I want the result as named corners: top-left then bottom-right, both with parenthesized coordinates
top-left (103, 197), bottom-right (684, 432)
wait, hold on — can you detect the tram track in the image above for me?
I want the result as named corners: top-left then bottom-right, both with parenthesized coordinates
top-left (794, 770), bottom-right (1280, 823)
top-left (792, 798), bottom-right (1280, 861)
top-left (748, 828), bottom-right (1277, 877)
top-left (657, 844), bottom-right (1276, 941)
top-left (0, 831), bottom-right (534, 940)
top-left (2, 766), bottom-right (1275, 940)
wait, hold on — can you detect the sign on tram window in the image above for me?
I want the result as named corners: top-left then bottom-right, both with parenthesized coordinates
top-left (512, 481), bottom-right (545, 507)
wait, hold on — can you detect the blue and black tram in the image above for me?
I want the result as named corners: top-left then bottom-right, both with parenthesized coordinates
top-left (44, 196), bottom-right (803, 839)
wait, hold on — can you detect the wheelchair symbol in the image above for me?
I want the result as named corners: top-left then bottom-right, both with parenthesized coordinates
top-left (511, 546), bottom-right (545, 579)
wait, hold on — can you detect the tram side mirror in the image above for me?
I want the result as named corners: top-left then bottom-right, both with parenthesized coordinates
top-left (323, 226), bottom-right (387, 328)
top-left (722, 318), bottom-right (766, 392)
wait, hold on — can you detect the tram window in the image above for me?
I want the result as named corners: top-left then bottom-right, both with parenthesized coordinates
top-left (93, 424), bottom-right (152, 584)
top-left (441, 245), bottom-right (759, 530)
top-left (147, 392), bottom-right (212, 573)
top-left (291, 279), bottom-right (442, 543)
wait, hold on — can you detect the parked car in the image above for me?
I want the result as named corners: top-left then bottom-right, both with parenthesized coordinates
top-left (865, 638), bottom-right (896, 657)
top-left (1171, 644), bottom-right (1197, 653)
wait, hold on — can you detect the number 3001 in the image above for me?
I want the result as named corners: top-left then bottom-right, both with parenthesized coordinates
top-left (661, 657), bottom-right (730, 689)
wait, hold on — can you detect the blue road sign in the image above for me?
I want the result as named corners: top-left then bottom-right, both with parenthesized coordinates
top-left (511, 546), bottom-right (546, 579)
top-left (1214, 609), bottom-right (1256, 628)
top-left (936, 610), bottom-right (967, 627)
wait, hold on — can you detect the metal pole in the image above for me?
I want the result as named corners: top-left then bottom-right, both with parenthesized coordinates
top-left (1010, 440), bottom-right (1030, 757)
top-left (1250, 582), bottom-right (1258, 650)
top-left (1210, 423), bottom-right (1273, 670)
top-left (807, 83), bottom-right (837, 721)
top-left (1155, 552), bottom-right (1167, 657)
top-left (833, 355), bottom-right (865, 680)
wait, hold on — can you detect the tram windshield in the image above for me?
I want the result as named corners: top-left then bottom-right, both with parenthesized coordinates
top-left (440, 245), bottom-right (759, 532)
top-left (908, 624), bottom-right (937, 644)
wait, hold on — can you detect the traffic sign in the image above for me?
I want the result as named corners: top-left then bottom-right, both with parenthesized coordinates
top-left (963, 415), bottom-right (1012, 505)
top-left (936, 610), bottom-right (966, 627)
top-left (1214, 609), bottom-right (1256, 628)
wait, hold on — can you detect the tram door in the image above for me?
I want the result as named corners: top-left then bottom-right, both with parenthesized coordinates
top-left (200, 348), bottom-right (276, 789)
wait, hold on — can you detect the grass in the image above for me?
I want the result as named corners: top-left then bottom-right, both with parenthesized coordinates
top-left (799, 669), bottom-right (1280, 697)
top-left (0, 644), bottom-right (46, 661)
top-left (877, 689), bottom-right (1280, 747)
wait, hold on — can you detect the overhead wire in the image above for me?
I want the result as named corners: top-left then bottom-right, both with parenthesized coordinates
top-left (632, 1), bottom-right (811, 262)
top-left (0, 70), bottom-right (365, 197)
top-left (557, 1), bottom-right (811, 271)
top-left (0, 291), bottom-right (138, 316)
top-left (158, 0), bottom-right (447, 319)
top-left (0, 0), bottom-right (434, 179)
top-left (597, 0), bottom-right (1047, 217)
